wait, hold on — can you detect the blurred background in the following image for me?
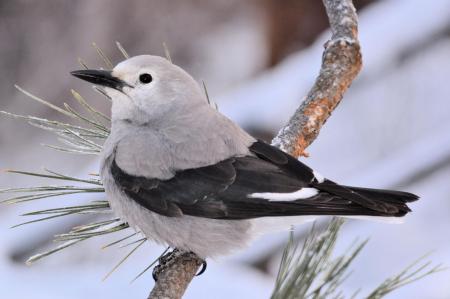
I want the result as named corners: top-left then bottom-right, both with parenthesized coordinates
top-left (1, 0), bottom-right (449, 298)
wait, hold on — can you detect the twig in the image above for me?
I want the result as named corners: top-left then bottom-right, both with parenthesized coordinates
top-left (148, 0), bottom-right (362, 298)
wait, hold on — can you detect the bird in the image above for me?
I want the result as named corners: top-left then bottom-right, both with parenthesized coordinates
top-left (71, 55), bottom-right (419, 260)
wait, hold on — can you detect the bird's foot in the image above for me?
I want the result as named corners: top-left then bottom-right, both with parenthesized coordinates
top-left (152, 248), bottom-right (207, 281)
top-left (152, 248), bottom-right (181, 281)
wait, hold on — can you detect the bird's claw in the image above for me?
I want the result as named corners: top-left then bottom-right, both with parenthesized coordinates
top-left (152, 248), bottom-right (206, 281)
top-left (196, 260), bottom-right (207, 276)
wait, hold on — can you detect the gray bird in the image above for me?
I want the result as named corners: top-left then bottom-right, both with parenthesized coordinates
top-left (71, 55), bottom-right (418, 259)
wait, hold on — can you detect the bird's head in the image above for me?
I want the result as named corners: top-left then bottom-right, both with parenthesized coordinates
top-left (71, 55), bottom-right (206, 125)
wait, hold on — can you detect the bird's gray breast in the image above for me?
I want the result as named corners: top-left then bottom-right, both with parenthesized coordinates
top-left (100, 144), bottom-right (253, 258)
top-left (97, 113), bottom-right (256, 257)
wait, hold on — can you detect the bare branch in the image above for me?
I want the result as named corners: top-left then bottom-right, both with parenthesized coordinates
top-left (148, 0), bottom-right (362, 298)
top-left (272, 0), bottom-right (362, 157)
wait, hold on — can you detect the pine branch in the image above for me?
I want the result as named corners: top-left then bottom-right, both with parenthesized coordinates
top-left (0, 43), bottom-right (139, 267)
top-left (271, 219), bottom-right (360, 299)
top-left (270, 220), bottom-right (443, 299)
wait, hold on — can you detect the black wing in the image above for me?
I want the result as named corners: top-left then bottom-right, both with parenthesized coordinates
top-left (111, 140), bottom-right (418, 219)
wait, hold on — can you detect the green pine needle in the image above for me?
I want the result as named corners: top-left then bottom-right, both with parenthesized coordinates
top-left (116, 41), bottom-right (130, 59)
top-left (130, 246), bottom-right (170, 284)
top-left (26, 238), bottom-right (88, 266)
top-left (102, 239), bottom-right (147, 281)
top-left (102, 231), bottom-right (140, 250)
top-left (92, 42), bottom-right (114, 69)
top-left (2, 168), bottom-right (102, 185)
top-left (77, 57), bottom-right (89, 69)
top-left (162, 42), bottom-right (172, 63)
top-left (366, 255), bottom-right (446, 299)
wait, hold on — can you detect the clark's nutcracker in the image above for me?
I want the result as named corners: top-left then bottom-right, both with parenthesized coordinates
top-left (71, 55), bottom-right (418, 258)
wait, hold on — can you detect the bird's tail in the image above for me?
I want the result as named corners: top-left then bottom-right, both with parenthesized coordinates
top-left (315, 182), bottom-right (419, 217)
top-left (342, 186), bottom-right (418, 205)
top-left (250, 186), bottom-right (419, 235)
top-left (324, 186), bottom-right (419, 225)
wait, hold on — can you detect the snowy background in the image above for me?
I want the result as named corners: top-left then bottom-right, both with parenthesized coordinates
top-left (1, 0), bottom-right (449, 298)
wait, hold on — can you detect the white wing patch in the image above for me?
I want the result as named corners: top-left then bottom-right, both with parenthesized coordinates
top-left (313, 170), bottom-right (325, 183)
top-left (344, 215), bottom-right (405, 224)
top-left (248, 187), bottom-right (319, 201)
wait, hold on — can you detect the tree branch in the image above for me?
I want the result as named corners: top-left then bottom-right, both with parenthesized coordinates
top-left (148, 0), bottom-right (362, 298)
top-left (148, 251), bottom-right (203, 299)
top-left (272, 0), bottom-right (362, 157)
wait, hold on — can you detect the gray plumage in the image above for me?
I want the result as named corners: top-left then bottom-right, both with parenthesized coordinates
top-left (71, 55), bottom-right (418, 258)
top-left (101, 56), bottom-right (255, 257)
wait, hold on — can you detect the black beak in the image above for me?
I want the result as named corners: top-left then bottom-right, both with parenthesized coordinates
top-left (70, 69), bottom-right (130, 91)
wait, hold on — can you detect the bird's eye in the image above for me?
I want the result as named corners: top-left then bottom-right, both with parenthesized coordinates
top-left (139, 73), bottom-right (153, 84)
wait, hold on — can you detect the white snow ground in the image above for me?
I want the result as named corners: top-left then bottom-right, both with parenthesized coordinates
top-left (1, 0), bottom-right (450, 298)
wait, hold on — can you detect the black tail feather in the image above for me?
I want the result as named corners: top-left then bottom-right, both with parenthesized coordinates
top-left (342, 186), bottom-right (419, 204)
top-left (313, 180), bottom-right (419, 217)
